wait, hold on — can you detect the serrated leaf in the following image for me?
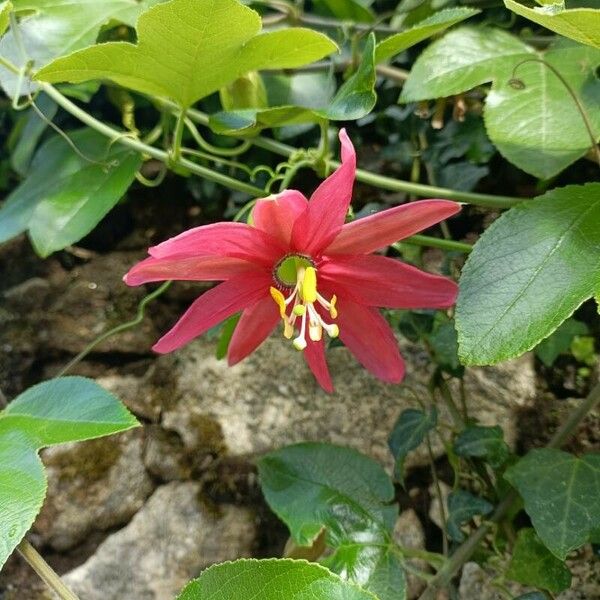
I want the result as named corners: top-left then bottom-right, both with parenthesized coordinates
top-left (35, 0), bottom-right (337, 108)
top-left (177, 559), bottom-right (378, 600)
top-left (456, 183), bottom-right (600, 365)
top-left (507, 528), bottom-right (572, 593)
top-left (0, 128), bottom-right (141, 256)
top-left (484, 40), bottom-right (600, 179)
top-left (0, 376), bottom-right (138, 570)
top-left (388, 407), bottom-right (437, 484)
top-left (535, 317), bottom-right (588, 367)
top-left (0, 1), bottom-right (11, 37)
top-left (0, 0), bottom-right (163, 97)
top-left (258, 443), bottom-right (400, 599)
top-left (400, 27), bottom-right (533, 102)
top-left (446, 490), bottom-right (493, 542)
top-left (504, 0), bottom-right (600, 49)
top-left (375, 7), bottom-right (479, 63)
top-left (209, 33), bottom-right (376, 135)
top-left (0, 433), bottom-right (45, 570)
top-left (454, 425), bottom-right (510, 468)
top-left (505, 449), bottom-right (600, 559)
top-left (0, 376), bottom-right (139, 447)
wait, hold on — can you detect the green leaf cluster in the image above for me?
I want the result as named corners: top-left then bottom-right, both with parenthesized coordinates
top-left (258, 443), bottom-right (407, 600)
top-left (0, 377), bottom-right (138, 569)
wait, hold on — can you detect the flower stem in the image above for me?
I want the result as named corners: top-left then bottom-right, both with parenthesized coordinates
top-left (17, 540), bottom-right (80, 600)
top-left (416, 379), bottom-right (600, 600)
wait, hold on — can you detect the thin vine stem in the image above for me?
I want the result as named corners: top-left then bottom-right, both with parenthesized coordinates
top-left (417, 379), bottom-right (600, 600)
top-left (17, 540), bottom-right (80, 600)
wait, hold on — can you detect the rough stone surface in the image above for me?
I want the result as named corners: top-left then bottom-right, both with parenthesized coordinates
top-left (62, 482), bottom-right (257, 600)
top-left (34, 430), bottom-right (154, 551)
top-left (428, 481), bottom-right (451, 531)
top-left (162, 336), bottom-right (536, 470)
top-left (559, 546), bottom-right (600, 600)
top-left (458, 562), bottom-right (526, 599)
top-left (393, 509), bottom-right (428, 600)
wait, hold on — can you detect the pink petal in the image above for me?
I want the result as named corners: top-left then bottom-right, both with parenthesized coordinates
top-left (326, 199), bottom-right (461, 255)
top-left (303, 339), bottom-right (334, 393)
top-left (319, 254), bottom-right (458, 309)
top-left (124, 255), bottom-right (261, 286)
top-left (252, 190), bottom-right (308, 247)
top-left (149, 222), bottom-right (285, 267)
top-left (334, 297), bottom-right (404, 384)
top-left (291, 129), bottom-right (356, 254)
top-left (152, 271), bottom-right (270, 354)
top-left (227, 297), bottom-right (280, 365)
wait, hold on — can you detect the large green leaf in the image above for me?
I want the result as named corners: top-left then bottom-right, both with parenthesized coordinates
top-left (0, 377), bottom-right (138, 569)
top-left (400, 28), bottom-right (600, 178)
top-left (177, 559), bottom-right (377, 600)
top-left (456, 183), bottom-right (600, 365)
top-left (506, 528), bottom-right (571, 593)
top-left (505, 449), bottom-right (600, 559)
top-left (484, 40), bottom-right (600, 179)
top-left (388, 407), bottom-right (437, 485)
top-left (0, 433), bottom-right (45, 570)
top-left (0, 0), bottom-right (11, 36)
top-left (0, 376), bottom-right (138, 447)
top-left (258, 443), bottom-right (404, 600)
top-left (375, 7), bottom-right (479, 63)
top-left (504, 0), bottom-right (600, 49)
top-left (209, 33), bottom-right (376, 135)
top-left (0, 0), bottom-right (163, 97)
top-left (0, 128), bottom-right (141, 256)
top-left (35, 0), bottom-right (337, 108)
top-left (400, 27), bottom-right (534, 102)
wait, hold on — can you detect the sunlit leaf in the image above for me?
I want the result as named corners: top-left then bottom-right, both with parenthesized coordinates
top-left (0, 0), bottom-right (12, 37)
top-left (35, 0), bottom-right (337, 108)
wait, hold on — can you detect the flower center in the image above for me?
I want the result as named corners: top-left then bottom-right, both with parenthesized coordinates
top-left (270, 257), bottom-right (339, 351)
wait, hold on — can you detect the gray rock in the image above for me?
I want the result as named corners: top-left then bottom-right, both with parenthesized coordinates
top-left (62, 482), bottom-right (257, 600)
top-left (34, 430), bottom-right (154, 551)
top-left (393, 510), bottom-right (428, 599)
top-left (559, 546), bottom-right (600, 600)
top-left (162, 336), bottom-right (535, 470)
top-left (458, 562), bottom-right (526, 599)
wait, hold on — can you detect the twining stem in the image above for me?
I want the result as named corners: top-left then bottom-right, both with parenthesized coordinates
top-left (17, 541), bottom-right (80, 600)
top-left (416, 379), bottom-right (600, 600)
top-left (56, 281), bottom-right (172, 377)
top-left (170, 108), bottom-right (186, 162)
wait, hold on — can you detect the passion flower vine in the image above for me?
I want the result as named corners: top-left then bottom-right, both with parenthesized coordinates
top-left (124, 130), bottom-right (460, 391)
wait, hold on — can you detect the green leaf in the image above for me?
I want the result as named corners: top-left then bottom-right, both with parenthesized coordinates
top-left (215, 313), bottom-right (241, 360)
top-left (35, 0), bottom-right (337, 108)
top-left (456, 183), bottom-right (600, 365)
top-left (0, 0), bottom-right (163, 97)
top-left (535, 317), bottom-right (588, 367)
top-left (507, 528), bottom-right (572, 593)
top-left (400, 27), bottom-right (533, 102)
top-left (504, 0), bottom-right (600, 49)
top-left (314, 0), bottom-right (374, 23)
top-left (0, 433), bottom-right (45, 570)
top-left (484, 40), bottom-right (600, 179)
top-left (388, 407), bottom-right (437, 484)
top-left (446, 490), bottom-right (493, 542)
top-left (176, 559), bottom-right (377, 600)
top-left (209, 33), bottom-right (376, 135)
top-left (0, 0), bottom-right (11, 37)
top-left (454, 425), bottom-right (510, 468)
top-left (0, 376), bottom-right (138, 570)
top-left (10, 93), bottom-right (57, 175)
top-left (258, 443), bottom-right (401, 599)
top-left (0, 128), bottom-right (141, 256)
top-left (505, 448), bottom-right (600, 559)
top-left (375, 7), bottom-right (479, 63)
top-left (0, 376), bottom-right (139, 447)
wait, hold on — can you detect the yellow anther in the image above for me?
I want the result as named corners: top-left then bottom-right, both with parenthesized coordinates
top-left (293, 336), bottom-right (307, 351)
top-left (270, 286), bottom-right (287, 319)
top-left (284, 321), bottom-right (294, 339)
top-left (293, 304), bottom-right (306, 316)
top-left (328, 324), bottom-right (339, 338)
top-left (309, 323), bottom-right (323, 342)
top-left (301, 267), bottom-right (318, 303)
top-left (329, 294), bottom-right (338, 319)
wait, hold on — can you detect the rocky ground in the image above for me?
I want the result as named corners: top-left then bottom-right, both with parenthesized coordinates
top-left (1, 232), bottom-right (598, 599)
